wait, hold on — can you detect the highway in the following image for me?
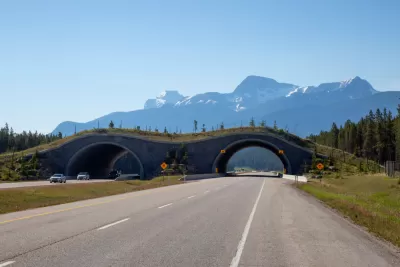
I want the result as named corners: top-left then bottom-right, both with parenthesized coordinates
top-left (0, 175), bottom-right (399, 267)
top-left (0, 179), bottom-right (113, 189)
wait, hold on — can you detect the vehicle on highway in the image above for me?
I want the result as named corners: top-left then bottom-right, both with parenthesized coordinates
top-left (49, 173), bottom-right (67, 183)
top-left (108, 170), bottom-right (120, 179)
top-left (77, 172), bottom-right (90, 180)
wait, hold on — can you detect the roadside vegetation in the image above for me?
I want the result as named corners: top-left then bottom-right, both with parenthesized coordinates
top-left (308, 107), bottom-right (397, 171)
top-left (296, 107), bottom-right (400, 247)
top-left (0, 175), bottom-right (182, 214)
top-left (298, 174), bottom-right (400, 247)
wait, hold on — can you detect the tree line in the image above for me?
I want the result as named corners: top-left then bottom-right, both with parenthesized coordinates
top-left (307, 107), bottom-right (400, 165)
top-left (0, 123), bottom-right (62, 154)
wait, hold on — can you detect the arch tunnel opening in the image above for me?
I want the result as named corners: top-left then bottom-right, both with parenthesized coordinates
top-left (66, 143), bottom-right (144, 179)
top-left (213, 139), bottom-right (291, 174)
top-left (227, 147), bottom-right (284, 172)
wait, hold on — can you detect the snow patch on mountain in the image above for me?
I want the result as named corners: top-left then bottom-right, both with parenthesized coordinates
top-left (144, 90), bottom-right (185, 109)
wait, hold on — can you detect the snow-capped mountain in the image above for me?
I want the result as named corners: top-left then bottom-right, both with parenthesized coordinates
top-left (142, 75), bottom-right (377, 112)
top-left (52, 75), bottom-right (394, 138)
top-left (286, 76), bottom-right (377, 99)
top-left (144, 90), bottom-right (185, 109)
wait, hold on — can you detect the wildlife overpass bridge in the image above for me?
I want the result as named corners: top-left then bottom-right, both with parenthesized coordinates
top-left (38, 132), bottom-right (316, 179)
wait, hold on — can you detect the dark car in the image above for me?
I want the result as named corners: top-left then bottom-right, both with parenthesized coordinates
top-left (108, 170), bottom-right (120, 179)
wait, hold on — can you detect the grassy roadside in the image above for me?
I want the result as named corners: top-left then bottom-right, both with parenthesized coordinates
top-left (297, 174), bottom-right (400, 247)
top-left (0, 176), bottom-right (182, 214)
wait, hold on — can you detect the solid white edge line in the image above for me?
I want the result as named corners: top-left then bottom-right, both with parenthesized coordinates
top-left (158, 203), bottom-right (173, 209)
top-left (230, 179), bottom-right (265, 267)
top-left (97, 218), bottom-right (130, 230)
top-left (187, 195), bottom-right (196, 199)
top-left (0, 261), bottom-right (15, 267)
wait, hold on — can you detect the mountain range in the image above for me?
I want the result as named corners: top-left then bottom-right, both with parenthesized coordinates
top-left (52, 75), bottom-right (400, 137)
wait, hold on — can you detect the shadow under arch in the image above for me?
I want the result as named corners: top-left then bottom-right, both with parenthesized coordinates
top-left (66, 141), bottom-right (144, 179)
top-left (212, 138), bottom-right (292, 174)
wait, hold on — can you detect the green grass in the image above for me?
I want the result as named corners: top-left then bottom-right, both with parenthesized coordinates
top-left (0, 175), bottom-right (183, 214)
top-left (297, 174), bottom-right (400, 247)
top-left (314, 143), bottom-right (383, 173)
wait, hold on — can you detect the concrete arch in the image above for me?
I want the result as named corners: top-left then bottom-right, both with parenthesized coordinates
top-left (211, 138), bottom-right (292, 174)
top-left (66, 142), bottom-right (144, 179)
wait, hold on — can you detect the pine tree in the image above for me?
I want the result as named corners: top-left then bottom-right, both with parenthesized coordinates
top-left (375, 108), bottom-right (385, 163)
top-left (363, 110), bottom-right (376, 160)
top-left (193, 120), bottom-right (198, 133)
top-left (395, 104), bottom-right (400, 161)
top-left (273, 120), bottom-right (278, 130)
top-left (249, 117), bottom-right (255, 127)
top-left (220, 122), bottom-right (224, 130)
top-left (109, 120), bottom-right (115, 129)
top-left (330, 122), bottom-right (339, 148)
top-left (202, 124), bottom-right (206, 132)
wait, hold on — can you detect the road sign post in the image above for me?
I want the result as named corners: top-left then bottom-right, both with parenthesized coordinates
top-left (161, 162), bottom-right (168, 182)
top-left (316, 163), bottom-right (324, 183)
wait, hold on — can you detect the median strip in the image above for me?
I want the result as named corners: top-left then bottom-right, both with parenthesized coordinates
top-left (0, 176), bottom-right (182, 215)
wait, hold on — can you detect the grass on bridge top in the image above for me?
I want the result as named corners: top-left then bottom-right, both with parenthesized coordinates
top-left (298, 174), bottom-right (400, 247)
top-left (0, 126), bottom-right (313, 162)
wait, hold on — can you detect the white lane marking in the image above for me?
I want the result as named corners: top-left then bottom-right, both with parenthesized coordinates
top-left (204, 190), bottom-right (210, 194)
top-left (0, 261), bottom-right (15, 267)
top-left (97, 218), bottom-right (130, 230)
top-left (158, 203), bottom-right (173, 209)
top-left (187, 195), bottom-right (196, 199)
top-left (230, 179), bottom-right (265, 267)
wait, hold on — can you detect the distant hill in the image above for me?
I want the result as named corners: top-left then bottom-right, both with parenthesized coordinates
top-left (51, 75), bottom-right (398, 137)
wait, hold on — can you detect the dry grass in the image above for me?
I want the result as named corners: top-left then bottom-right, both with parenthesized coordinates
top-left (298, 174), bottom-right (400, 247)
top-left (0, 175), bottom-right (182, 214)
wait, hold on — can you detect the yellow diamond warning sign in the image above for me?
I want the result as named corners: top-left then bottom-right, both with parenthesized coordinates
top-left (317, 163), bottom-right (324, 170)
top-left (161, 162), bottom-right (168, 170)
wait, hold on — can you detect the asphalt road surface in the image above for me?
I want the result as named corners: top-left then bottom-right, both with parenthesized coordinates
top-left (0, 179), bottom-right (113, 189)
top-left (0, 176), bottom-right (399, 267)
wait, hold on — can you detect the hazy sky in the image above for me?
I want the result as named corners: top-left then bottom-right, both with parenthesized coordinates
top-left (1, 0), bottom-right (399, 133)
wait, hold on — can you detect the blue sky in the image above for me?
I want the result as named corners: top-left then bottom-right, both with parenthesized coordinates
top-left (1, 0), bottom-right (399, 133)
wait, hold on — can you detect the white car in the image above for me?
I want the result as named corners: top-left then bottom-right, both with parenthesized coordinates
top-left (77, 172), bottom-right (90, 180)
top-left (49, 173), bottom-right (66, 183)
